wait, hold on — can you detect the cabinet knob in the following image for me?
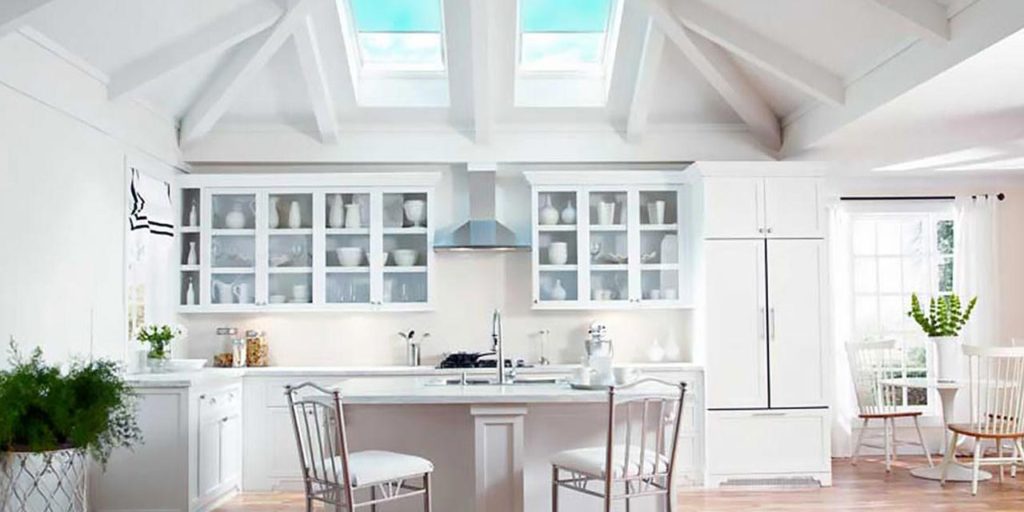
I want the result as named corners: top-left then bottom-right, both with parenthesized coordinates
top-left (758, 228), bottom-right (764, 234)
top-left (766, 227), bottom-right (773, 234)
top-left (533, 300), bottom-right (539, 304)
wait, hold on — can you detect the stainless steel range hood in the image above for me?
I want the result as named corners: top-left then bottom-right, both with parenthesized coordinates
top-left (435, 165), bottom-right (528, 251)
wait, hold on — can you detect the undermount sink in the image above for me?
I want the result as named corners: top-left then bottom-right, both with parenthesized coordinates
top-left (438, 377), bottom-right (562, 386)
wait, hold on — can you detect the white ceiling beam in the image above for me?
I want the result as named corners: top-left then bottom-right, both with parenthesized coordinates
top-left (670, 0), bottom-right (845, 106)
top-left (625, 20), bottom-right (667, 143)
top-left (783, 0), bottom-right (1024, 156)
top-left (468, 0), bottom-right (493, 144)
top-left (293, 16), bottom-right (338, 144)
top-left (180, 0), bottom-right (313, 145)
top-left (107, 1), bottom-right (281, 100)
top-left (866, 0), bottom-right (950, 43)
top-left (642, 0), bottom-right (781, 152)
top-left (0, 0), bottom-right (55, 38)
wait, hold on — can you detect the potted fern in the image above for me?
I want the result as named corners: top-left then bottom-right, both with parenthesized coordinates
top-left (907, 293), bottom-right (977, 382)
top-left (0, 343), bottom-right (141, 511)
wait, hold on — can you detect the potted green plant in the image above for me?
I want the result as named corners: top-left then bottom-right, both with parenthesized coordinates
top-left (136, 324), bottom-right (185, 373)
top-left (0, 343), bottom-right (141, 510)
top-left (907, 293), bottom-right (977, 382)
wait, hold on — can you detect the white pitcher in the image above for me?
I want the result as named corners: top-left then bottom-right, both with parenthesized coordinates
top-left (328, 194), bottom-right (345, 228)
top-left (213, 281), bottom-right (234, 304)
top-left (344, 203), bottom-right (361, 229)
top-left (233, 282), bottom-right (251, 304)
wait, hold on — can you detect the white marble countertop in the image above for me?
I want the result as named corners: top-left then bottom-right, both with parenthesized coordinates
top-left (316, 376), bottom-right (691, 405)
top-left (125, 362), bottom-right (701, 388)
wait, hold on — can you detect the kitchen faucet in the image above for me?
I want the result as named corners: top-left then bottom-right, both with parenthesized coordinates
top-left (492, 309), bottom-right (509, 384)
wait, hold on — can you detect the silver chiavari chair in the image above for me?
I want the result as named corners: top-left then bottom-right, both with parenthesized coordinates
top-left (550, 378), bottom-right (687, 512)
top-left (941, 345), bottom-right (1024, 495)
top-left (285, 382), bottom-right (434, 511)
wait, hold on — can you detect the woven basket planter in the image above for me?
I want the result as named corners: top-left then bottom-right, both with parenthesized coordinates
top-left (1, 448), bottom-right (87, 512)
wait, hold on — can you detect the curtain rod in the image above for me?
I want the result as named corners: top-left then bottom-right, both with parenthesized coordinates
top-left (840, 193), bottom-right (1005, 202)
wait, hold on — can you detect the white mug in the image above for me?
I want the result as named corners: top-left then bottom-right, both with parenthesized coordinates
top-left (649, 289), bottom-right (662, 300)
top-left (574, 366), bottom-right (594, 386)
top-left (548, 242), bottom-right (569, 265)
top-left (232, 283), bottom-right (251, 304)
top-left (292, 284), bottom-right (310, 301)
top-left (663, 289), bottom-right (678, 300)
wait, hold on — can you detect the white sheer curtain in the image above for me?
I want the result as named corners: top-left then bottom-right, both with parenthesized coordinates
top-left (954, 195), bottom-right (1001, 346)
top-left (829, 202), bottom-right (856, 456)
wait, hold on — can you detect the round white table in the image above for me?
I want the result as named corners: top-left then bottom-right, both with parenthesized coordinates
top-left (882, 377), bottom-right (992, 482)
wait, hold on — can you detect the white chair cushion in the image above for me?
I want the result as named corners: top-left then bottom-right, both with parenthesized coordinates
top-left (551, 446), bottom-right (669, 479)
top-left (327, 450), bottom-right (433, 487)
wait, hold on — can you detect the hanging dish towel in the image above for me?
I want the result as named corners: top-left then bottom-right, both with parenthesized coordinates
top-left (129, 168), bottom-right (175, 249)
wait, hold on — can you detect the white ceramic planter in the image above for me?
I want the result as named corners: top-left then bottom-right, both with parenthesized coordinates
top-left (932, 336), bottom-right (962, 383)
top-left (1, 448), bottom-right (87, 511)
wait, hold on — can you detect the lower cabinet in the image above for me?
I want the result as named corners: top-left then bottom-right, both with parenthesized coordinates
top-left (706, 409), bottom-right (832, 487)
top-left (91, 379), bottom-right (243, 512)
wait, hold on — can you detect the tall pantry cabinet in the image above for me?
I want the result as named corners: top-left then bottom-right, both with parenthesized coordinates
top-left (700, 173), bottom-right (832, 486)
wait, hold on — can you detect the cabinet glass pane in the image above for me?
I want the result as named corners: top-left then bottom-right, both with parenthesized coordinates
top-left (384, 234), bottom-right (427, 269)
top-left (588, 191), bottom-right (627, 227)
top-left (181, 233), bottom-right (201, 265)
top-left (538, 232), bottom-right (576, 266)
top-left (211, 194), bottom-right (256, 229)
top-left (327, 235), bottom-right (370, 268)
top-left (325, 193), bottom-right (370, 230)
top-left (180, 272), bottom-right (198, 306)
top-left (268, 273), bottom-right (313, 304)
top-left (639, 191), bottom-right (678, 225)
top-left (641, 270), bottom-right (679, 301)
top-left (590, 270), bottom-right (628, 302)
top-left (211, 235), bottom-right (254, 268)
top-left (182, 189), bottom-right (201, 227)
top-left (327, 273), bottom-right (371, 304)
top-left (210, 273), bottom-right (255, 305)
top-left (269, 235), bottom-right (312, 268)
top-left (589, 231), bottom-right (628, 265)
top-left (268, 193), bottom-right (313, 229)
top-left (383, 273), bottom-right (427, 304)
top-left (384, 192), bottom-right (427, 228)
top-left (539, 271), bottom-right (577, 302)
top-left (538, 191), bottom-right (577, 226)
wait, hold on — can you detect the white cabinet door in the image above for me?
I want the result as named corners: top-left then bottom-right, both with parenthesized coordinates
top-left (702, 177), bottom-right (763, 239)
top-left (762, 178), bottom-right (823, 238)
top-left (767, 240), bottom-right (827, 408)
top-left (220, 413), bottom-right (243, 487)
top-left (705, 240), bottom-right (768, 409)
top-left (198, 415), bottom-right (222, 497)
top-left (706, 409), bottom-right (831, 479)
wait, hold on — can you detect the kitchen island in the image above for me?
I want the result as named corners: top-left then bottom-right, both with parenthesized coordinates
top-left (243, 364), bottom-right (703, 512)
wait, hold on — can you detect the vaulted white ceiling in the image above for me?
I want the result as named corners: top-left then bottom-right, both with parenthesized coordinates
top-left (5, 0), bottom-right (1024, 165)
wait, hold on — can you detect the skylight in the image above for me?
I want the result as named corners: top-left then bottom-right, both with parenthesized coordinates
top-left (348, 0), bottom-right (445, 72)
top-left (518, 0), bottom-right (617, 73)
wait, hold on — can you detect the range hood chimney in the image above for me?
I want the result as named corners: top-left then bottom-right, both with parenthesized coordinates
top-left (435, 163), bottom-right (528, 251)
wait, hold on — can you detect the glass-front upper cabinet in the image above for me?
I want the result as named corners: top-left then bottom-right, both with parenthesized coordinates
top-left (526, 171), bottom-right (694, 310)
top-left (178, 173), bottom-right (438, 313)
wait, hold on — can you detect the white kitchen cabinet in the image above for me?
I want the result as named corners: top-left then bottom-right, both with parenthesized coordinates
top-left (524, 171), bottom-right (697, 310)
top-left (704, 240), bottom-right (767, 409)
top-left (706, 409), bottom-right (831, 486)
top-left (767, 240), bottom-right (828, 408)
top-left (177, 173), bottom-right (439, 313)
top-left (703, 176), bottom-right (823, 239)
top-left (91, 378), bottom-right (243, 512)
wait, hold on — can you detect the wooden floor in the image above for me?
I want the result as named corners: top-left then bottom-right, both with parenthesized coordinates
top-left (219, 457), bottom-right (1024, 511)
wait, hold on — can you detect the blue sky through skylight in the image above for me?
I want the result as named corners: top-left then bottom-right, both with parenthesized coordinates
top-left (519, 0), bottom-right (615, 71)
top-left (347, 0), bottom-right (445, 71)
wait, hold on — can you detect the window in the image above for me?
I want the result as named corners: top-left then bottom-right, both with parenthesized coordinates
top-left (847, 204), bottom-right (955, 408)
top-left (347, 0), bottom-right (445, 72)
top-left (518, 0), bottom-right (620, 73)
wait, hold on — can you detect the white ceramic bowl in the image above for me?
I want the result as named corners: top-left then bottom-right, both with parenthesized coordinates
top-left (336, 247), bottom-right (364, 267)
top-left (166, 359), bottom-right (207, 372)
top-left (393, 249), bottom-right (418, 267)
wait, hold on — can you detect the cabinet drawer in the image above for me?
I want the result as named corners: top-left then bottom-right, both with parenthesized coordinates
top-left (707, 409), bottom-right (830, 476)
top-left (199, 384), bottom-right (242, 421)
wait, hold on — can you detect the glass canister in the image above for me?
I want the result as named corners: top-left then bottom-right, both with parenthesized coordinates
top-left (232, 338), bottom-right (247, 368)
top-left (245, 330), bottom-right (269, 367)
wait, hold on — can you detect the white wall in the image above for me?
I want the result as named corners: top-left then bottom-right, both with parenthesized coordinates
top-left (0, 33), bottom-right (181, 367)
top-left (182, 165), bottom-right (693, 366)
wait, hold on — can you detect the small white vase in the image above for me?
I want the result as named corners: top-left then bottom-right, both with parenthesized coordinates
top-left (932, 336), bottom-right (962, 382)
top-left (268, 197), bottom-right (280, 229)
top-left (550, 279), bottom-right (567, 301)
top-left (186, 242), bottom-right (197, 265)
top-left (328, 194), bottom-right (345, 228)
top-left (560, 200), bottom-right (576, 224)
top-left (288, 201), bottom-right (302, 229)
top-left (539, 195), bottom-right (560, 225)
